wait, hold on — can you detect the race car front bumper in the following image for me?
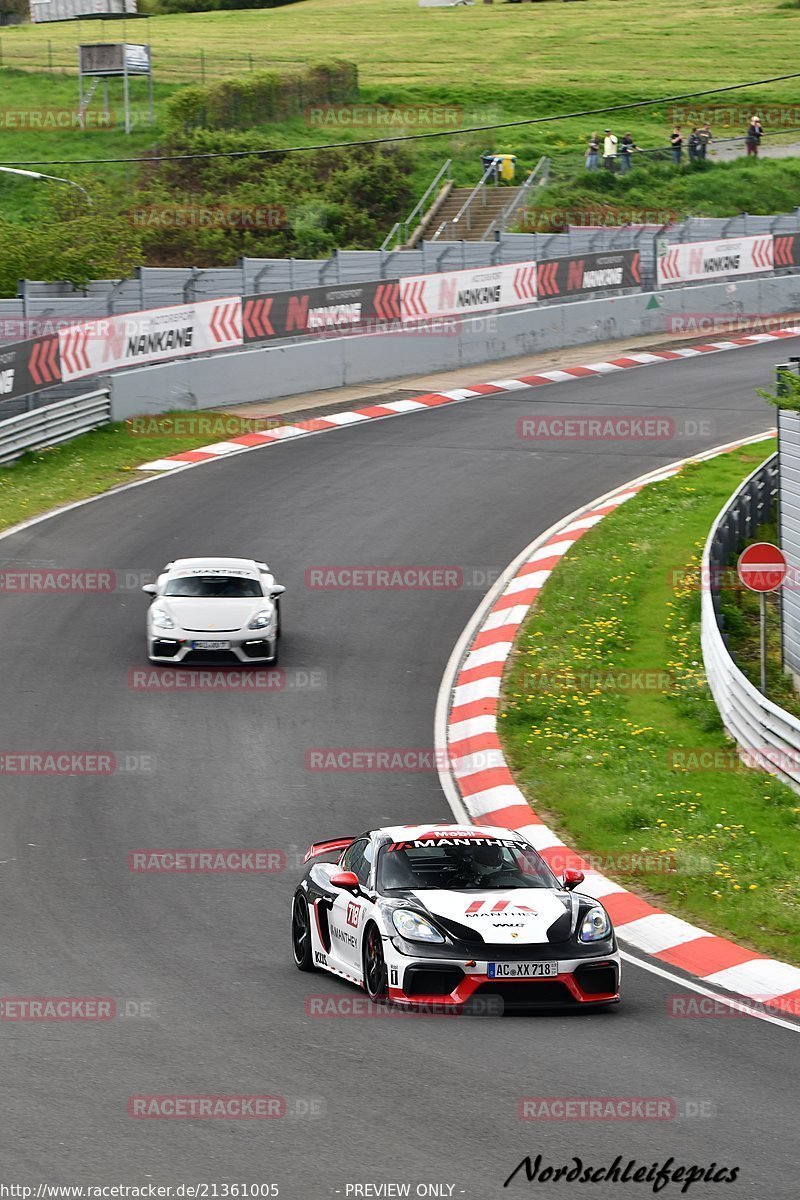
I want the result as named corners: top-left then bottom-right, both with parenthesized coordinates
top-left (148, 632), bottom-right (277, 664)
top-left (386, 947), bottom-right (621, 1009)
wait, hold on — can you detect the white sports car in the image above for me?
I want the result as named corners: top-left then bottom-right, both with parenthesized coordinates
top-left (142, 557), bottom-right (285, 665)
top-left (292, 822), bottom-right (621, 1010)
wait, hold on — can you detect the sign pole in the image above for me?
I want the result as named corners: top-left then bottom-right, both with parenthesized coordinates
top-left (760, 592), bottom-right (767, 694)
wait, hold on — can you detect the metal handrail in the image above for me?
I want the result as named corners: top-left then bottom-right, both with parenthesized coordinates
top-left (432, 159), bottom-right (497, 242)
top-left (380, 159), bottom-right (452, 251)
top-left (480, 155), bottom-right (550, 242)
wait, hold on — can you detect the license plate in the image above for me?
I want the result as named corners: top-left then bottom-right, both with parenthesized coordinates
top-left (192, 640), bottom-right (231, 650)
top-left (487, 961), bottom-right (559, 979)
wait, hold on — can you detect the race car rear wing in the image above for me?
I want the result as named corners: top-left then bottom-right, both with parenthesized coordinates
top-left (303, 837), bottom-right (356, 864)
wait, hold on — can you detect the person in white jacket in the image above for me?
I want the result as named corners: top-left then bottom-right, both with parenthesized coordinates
top-left (603, 129), bottom-right (618, 171)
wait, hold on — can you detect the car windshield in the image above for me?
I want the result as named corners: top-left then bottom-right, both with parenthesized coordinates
top-left (164, 575), bottom-right (263, 599)
top-left (377, 841), bottom-right (559, 892)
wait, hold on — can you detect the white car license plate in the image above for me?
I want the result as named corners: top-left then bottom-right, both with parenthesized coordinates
top-left (487, 961), bottom-right (559, 979)
top-left (192, 640), bottom-right (231, 650)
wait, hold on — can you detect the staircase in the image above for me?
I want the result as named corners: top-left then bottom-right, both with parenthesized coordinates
top-left (431, 185), bottom-right (522, 242)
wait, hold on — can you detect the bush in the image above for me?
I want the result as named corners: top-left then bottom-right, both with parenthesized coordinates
top-left (155, 0), bottom-right (302, 10)
top-left (164, 61), bottom-right (358, 133)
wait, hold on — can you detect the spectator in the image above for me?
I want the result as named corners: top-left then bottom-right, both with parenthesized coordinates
top-left (688, 126), bottom-right (700, 162)
top-left (746, 114), bottom-right (762, 157)
top-left (698, 123), bottom-right (712, 159)
top-left (603, 128), bottom-right (618, 171)
top-left (670, 127), bottom-right (683, 165)
top-left (619, 132), bottom-right (637, 173)
top-left (585, 132), bottom-right (599, 171)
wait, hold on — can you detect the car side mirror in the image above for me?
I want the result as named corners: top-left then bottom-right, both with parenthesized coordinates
top-left (330, 870), bottom-right (360, 893)
top-left (562, 868), bottom-right (585, 891)
top-left (269, 584), bottom-right (286, 597)
top-left (141, 584), bottom-right (157, 596)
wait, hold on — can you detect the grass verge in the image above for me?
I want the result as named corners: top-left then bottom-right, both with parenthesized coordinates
top-left (0, 413), bottom-right (248, 532)
top-left (499, 440), bottom-right (800, 965)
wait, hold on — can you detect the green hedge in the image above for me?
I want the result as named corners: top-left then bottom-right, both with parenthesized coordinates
top-left (164, 61), bottom-right (359, 133)
top-left (154, 0), bottom-right (303, 11)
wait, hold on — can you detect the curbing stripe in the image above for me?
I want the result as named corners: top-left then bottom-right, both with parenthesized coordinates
top-left (440, 430), bottom-right (800, 1011)
top-left (136, 328), bottom-right (800, 471)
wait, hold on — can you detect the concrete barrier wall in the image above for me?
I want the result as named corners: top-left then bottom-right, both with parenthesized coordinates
top-left (108, 277), bottom-right (800, 421)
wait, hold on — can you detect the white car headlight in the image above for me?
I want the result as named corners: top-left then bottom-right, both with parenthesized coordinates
top-left (579, 906), bottom-right (611, 942)
top-left (152, 609), bottom-right (174, 630)
top-left (391, 909), bottom-right (445, 943)
top-left (248, 609), bottom-right (274, 630)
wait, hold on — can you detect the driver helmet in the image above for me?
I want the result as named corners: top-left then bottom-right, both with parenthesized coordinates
top-left (472, 843), bottom-right (505, 878)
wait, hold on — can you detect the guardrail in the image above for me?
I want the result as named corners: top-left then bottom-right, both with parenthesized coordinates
top-left (701, 451), bottom-right (800, 791)
top-left (0, 389), bottom-right (111, 466)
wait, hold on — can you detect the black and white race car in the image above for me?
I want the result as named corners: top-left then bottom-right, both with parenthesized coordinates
top-left (292, 823), bottom-right (621, 1009)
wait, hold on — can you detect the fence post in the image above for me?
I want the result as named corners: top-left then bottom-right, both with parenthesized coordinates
top-left (200, 49), bottom-right (205, 84)
top-left (48, 40), bottom-right (53, 72)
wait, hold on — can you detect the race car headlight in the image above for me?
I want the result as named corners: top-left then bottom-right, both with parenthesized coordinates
top-left (248, 609), bottom-right (273, 630)
top-left (579, 906), bottom-right (611, 942)
top-left (151, 609), bottom-right (174, 629)
top-left (391, 909), bottom-right (445, 944)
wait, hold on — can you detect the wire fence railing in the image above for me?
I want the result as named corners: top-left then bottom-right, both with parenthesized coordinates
top-left (0, 37), bottom-right (308, 83)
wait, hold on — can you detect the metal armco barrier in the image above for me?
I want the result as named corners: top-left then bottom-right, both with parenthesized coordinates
top-left (242, 280), bottom-right (401, 343)
top-left (701, 452), bottom-right (800, 792)
top-left (536, 250), bottom-right (640, 299)
top-left (0, 389), bottom-right (111, 466)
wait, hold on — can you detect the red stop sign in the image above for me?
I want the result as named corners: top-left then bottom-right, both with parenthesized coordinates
top-left (737, 542), bottom-right (787, 593)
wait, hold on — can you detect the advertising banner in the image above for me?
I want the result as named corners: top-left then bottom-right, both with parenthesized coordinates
top-left (59, 298), bottom-right (243, 382)
top-left (399, 262), bottom-right (537, 320)
top-left (536, 250), bottom-right (641, 298)
top-left (242, 280), bottom-right (400, 343)
top-left (0, 335), bottom-right (61, 401)
top-left (657, 236), bottom-right (773, 287)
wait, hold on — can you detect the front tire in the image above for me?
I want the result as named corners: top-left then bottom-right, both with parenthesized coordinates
top-left (292, 893), bottom-right (315, 972)
top-left (362, 922), bottom-right (388, 1000)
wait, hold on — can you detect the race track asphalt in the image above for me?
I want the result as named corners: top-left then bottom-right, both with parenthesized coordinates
top-left (0, 338), bottom-right (796, 1199)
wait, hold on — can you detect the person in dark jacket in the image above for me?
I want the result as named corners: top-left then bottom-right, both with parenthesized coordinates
top-left (745, 115), bottom-right (762, 157)
top-left (619, 132), bottom-right (637, 173)
top-left (688, 126), bottom-right (701, 162)
top-left (670, 128), bottom-right (683, 164)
